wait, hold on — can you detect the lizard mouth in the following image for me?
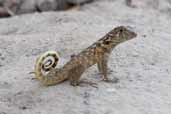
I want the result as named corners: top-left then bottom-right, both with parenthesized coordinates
top-left (131, 31), bottom-right (137, 38)
top-left (126, 26), bottom-right (137, 39)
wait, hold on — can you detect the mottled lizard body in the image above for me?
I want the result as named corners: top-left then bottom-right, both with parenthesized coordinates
top-left (35, 26), bottom-right (137, 86)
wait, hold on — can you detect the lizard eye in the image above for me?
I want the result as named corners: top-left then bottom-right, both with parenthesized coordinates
top-left (120, 29), bottom-right (123, 32)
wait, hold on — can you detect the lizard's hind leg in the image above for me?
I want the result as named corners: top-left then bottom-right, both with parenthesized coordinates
top-left (69, 65), bottom-right (85, 86)
top-left (69, 65), bottom-right (98, 88)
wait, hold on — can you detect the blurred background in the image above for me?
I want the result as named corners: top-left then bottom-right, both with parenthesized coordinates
top-left (1, 0), bottom-right (171, 17)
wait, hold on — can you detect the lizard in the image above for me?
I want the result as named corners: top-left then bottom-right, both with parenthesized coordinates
top-left (34, 26), bottom-right (137, 86)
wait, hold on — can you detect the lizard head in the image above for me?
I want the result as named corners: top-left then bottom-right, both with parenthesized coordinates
top-left (113, 26), bottom-right (137, 43)
top-left (95, 26), bottom-right (137, 51)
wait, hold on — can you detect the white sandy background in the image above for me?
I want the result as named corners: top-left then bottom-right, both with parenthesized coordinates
top-left (0, 0), bottom-right (171, 114)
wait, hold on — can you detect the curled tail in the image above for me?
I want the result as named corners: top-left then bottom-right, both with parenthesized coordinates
top-left (35, 51), bottom-right (59, 85)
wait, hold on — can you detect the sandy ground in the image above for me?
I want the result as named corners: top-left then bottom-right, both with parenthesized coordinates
top-left (0, 0), bottom-right (171, 114)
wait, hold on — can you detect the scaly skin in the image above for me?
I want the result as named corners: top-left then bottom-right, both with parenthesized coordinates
top-left (35, 26), bottom-right (137, 86)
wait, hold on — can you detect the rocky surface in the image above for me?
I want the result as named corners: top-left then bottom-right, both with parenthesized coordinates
top-left (0, 0), bottom-right (94, 16)
top-left (0, 0), bottom-right (171, 114)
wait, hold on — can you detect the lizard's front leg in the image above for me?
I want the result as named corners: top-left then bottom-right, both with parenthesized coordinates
top-left (97, 54), bottom-right (119, 83)
top-left (98, 56), bottom-right (108, 81)
top-left (97, 60), bottom-right (113, 74)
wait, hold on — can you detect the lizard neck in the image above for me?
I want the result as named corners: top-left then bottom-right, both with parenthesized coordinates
top-left (96, 33), bottom-right (122, 53)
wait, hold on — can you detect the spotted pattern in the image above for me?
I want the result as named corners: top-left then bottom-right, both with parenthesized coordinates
top-left (34, 26), bottom-right (137, 86)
